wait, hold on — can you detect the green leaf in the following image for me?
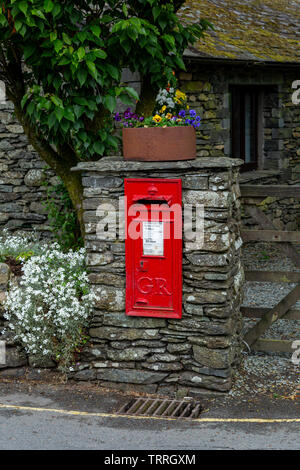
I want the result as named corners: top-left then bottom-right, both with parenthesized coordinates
top-left (106, 135), bottom-right (118, 149)
top-left (48, 112), bottom-right (57, 129)
top-left (77, 47), bottom-right (85, 61)
top-left (74, 97), bottom-right (89, 106)
top-left (122, 3), bottom-right (128, 17)
top-left (106, 64), bottom-right (119, 80)
top-left (64, 107), bottom-right (75, 122)
top-left (31, 9), bottom-right (46, 20)
top-left (124, 86), bottom-right (139, 101)
top-left (44, 0), bottom-right (54, 13)
top-left (26, 102), bottom-right (35, 118)
top-left (24, 44), bottom-right (36, 60)
top-left (91, 25), bottom-right (101, 37)
top-left (118, 93), bottom-right (134, 106)
top-left (50, 31), bottom-right (57, 42)
top-left (55, 107), bottom-right (64, 122)
top-left (54, 39), bottom-right (63, 53)
top-left (86, 61), bottom-right (98, 79)
top-left (93, 49), bottom-right (107, 59)
top-left (51, 3), bottom-right (61, 19)
top-left (103, 95), bottom-right (116, 113)
top-left (18, 1), bottom-right (28, 15)
top-left (77, 68), bottom-right (88, 86)
top-left (60, 119), bottom-right (70, 133)
top-left (173, 55), bottom-right (186, 70)
top-left (93, 142), bottom-right (105, 155)
top-left (152, 6), bottom-right (161, 21)
top-left (62, 32), bottom-right (72, 45)
top-left (50, 95), bottom-right (64, 108)
top-left (21, 94), bottom-right (29, 109)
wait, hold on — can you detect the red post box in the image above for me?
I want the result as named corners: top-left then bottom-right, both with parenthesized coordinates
top-left (125, 178), bottom-right (182, 319)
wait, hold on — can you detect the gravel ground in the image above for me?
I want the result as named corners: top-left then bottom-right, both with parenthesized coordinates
top-left (242, 242), bottom-right (300, 343)
top-left (229, 353), bottom-right (300, 398)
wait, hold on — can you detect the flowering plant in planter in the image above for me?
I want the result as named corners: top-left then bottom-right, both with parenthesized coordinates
top-left (115, 88), bottom-right (200, 161)
top-left (115, 107), bottom-right (201, 129)
top-left (115, 88), bottom-right (201, 129)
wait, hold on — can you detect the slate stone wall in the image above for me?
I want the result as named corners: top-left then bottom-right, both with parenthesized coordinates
top-left (0, 101), bottom-right (57, 234)
top-left (70, 157), bottom-right (244, 396)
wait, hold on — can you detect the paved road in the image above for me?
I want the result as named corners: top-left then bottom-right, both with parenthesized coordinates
top-left (1, 406), bottom-right (300, 450)
top-left (0, 380), bottom-right (299, 450)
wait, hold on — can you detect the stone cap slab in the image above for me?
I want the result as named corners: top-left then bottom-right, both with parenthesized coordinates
top-left (72, 156), bottom-right (243, 173)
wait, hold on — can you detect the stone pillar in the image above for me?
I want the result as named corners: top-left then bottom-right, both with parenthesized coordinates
top-left (72, 157), bottom-right (244, 396)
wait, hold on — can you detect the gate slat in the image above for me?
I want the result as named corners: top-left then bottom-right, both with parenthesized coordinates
top-left (244, 283), bottom-right (300, 347)
top-left (244, 205), bottom-right (300, 267)
top-left (241, 306), bottom-right (300, 320)
top-left (242, 230), bottom-right (300, 243)
top-left (245, 271), bottom-right (300, 283)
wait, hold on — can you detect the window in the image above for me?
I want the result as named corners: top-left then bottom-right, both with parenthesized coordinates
top-left (230, 86), bottom-right (262, 170)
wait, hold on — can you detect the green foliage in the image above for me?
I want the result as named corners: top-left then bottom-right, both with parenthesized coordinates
top-left (0, 0), bottom-right (208, 159)
top-left (43, 179), bottom-right (83, 251)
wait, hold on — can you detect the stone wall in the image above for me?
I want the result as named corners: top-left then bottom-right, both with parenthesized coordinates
top-left (70, 156), bottom-right (244, 396)
top-left (0, 101), bottom-right (57, 234)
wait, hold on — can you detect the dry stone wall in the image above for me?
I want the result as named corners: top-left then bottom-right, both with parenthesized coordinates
top-left (71, 156), bottom-right (244, 396)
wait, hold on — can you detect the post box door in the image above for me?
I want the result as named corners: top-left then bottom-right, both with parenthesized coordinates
top-left (125, 178), bottom-right (182, 319)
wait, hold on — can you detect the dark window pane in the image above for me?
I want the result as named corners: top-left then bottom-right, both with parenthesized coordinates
top-left (230, 86), bottom-right (260, 170)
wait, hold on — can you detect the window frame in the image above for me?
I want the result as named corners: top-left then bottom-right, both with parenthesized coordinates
top-left (230, 85), bottom-right (263, 171)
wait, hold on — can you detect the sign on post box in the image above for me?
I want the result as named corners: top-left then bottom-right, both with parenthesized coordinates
top-left (125, 178), bottom-right (182, 319)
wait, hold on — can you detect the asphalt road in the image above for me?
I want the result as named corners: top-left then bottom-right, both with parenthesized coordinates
top-left (0, 380), bottom-right (299, 450)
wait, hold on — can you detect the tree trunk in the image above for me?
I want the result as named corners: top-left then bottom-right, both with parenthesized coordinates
top-left (61, 170), bottom-right (85, 240)
top-left (135, 76), bottom-right (158, 117)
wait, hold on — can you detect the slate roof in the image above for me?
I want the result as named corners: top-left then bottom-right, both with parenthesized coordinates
top-left (179, 0), bottom-right (300, 63)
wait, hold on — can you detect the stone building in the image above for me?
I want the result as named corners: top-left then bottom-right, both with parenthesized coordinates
top-left (177, 0), bottom-right (300, 178)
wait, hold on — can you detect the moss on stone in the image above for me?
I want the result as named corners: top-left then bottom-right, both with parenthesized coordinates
top-left (178, 0), bottom-right (300, 63)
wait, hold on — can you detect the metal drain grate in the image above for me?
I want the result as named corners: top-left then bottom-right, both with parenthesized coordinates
top-left (116, 398), bottom-right (202, 420)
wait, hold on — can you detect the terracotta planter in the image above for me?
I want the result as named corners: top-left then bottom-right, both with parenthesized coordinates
top-left (122, 126), bottom-right (196, 161)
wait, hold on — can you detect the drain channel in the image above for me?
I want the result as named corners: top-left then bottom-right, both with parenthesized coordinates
top-left (117, 398), bottom-right (202, 420)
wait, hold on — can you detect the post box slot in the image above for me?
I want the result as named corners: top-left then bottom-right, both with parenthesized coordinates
top-left (135, 198), bottom-right (170, 206)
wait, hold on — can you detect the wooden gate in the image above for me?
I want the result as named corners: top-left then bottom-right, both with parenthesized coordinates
top-left (240, 185), bottom-right (300, 353)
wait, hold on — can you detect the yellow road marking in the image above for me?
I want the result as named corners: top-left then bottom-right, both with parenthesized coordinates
top-left (0, 403), bottom-right (299, 423)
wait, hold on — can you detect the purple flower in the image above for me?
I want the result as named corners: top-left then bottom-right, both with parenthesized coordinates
top-left (178, 110), bottom-right (186, 118)
top-left (185, 118), bottom-right (191, 125)
top-left (114, 113), bottom-right (121, 122)
top-left (139, 117), bottom-right (145, 122)
top-left (195, 115), bottom-right (201, 122)
top-left (189, 110), bottom-right (196, 118)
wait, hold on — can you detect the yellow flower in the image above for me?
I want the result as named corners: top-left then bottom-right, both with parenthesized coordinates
top-left (166, 113), bottom-right (172, 120)
top-left (160, 105), bottom-right (167, 113)
top-left (153, 114), bottom-right (162, 123)
top-left (175, 90), bottom-right (187, 103)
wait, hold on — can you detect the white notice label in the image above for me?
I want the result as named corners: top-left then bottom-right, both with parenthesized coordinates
top-left (143, 222), bottom-right (164, 256)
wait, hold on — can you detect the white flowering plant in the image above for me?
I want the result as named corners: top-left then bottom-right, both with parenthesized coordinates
top-left (2, 236), bottom-right (97, 372)
top-left (0, 230), bottom-right (44, 263)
